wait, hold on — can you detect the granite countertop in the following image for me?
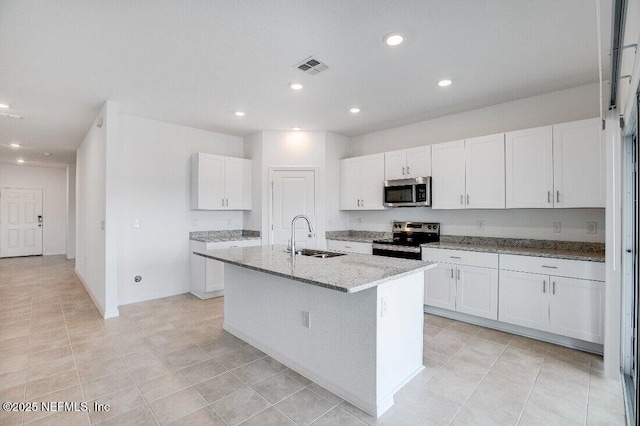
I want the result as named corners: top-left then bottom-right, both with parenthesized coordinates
top-left (325, 230), bottom-right (391, 243)
top-left (190, 230), bottom-right (261, 243)
top-left (422, 236), bottom-right (605, 262)
top-left (194, 245), bottom-right (435, 293)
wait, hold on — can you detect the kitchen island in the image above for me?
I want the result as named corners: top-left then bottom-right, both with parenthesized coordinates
top-left (194, 245), bottom-right (436, 417)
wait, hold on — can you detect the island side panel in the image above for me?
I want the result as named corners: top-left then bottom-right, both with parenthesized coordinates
top-left (223, 264), bottom-right (379, 413)
top-left (375, 272), bottom-right (425, 406)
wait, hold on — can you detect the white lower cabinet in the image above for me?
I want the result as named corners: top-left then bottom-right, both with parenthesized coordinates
top-left (498, 270), bottom-right (553, 332)
top-left (424, 265), bottom-right (456, 310)
top-left (422, 249), bottom-right (498, 320)
top-left (499, 256), bottom-right (605, 344)
top-left (190, 238), bottom-right (261, 299)
top-left (425, 249), bottom-right (605, 345)
top-left (326, 240), bottom-right (372, 254)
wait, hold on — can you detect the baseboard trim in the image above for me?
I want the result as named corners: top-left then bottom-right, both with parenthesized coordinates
top-left (224, 322), bottom-right (393, 418)
top-left (73, 268), bottom-right (120, 319)
top-left (424, 305), bottom-right (604, 355)
top-left (117, 287), bottom-right (190, 306)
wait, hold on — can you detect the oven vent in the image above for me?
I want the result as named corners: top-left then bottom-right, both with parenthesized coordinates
top-left (295, 56), bottom-right (329, 75)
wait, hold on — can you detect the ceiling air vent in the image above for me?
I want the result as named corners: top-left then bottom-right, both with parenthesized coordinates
top-left (295, 56), bottom-right (329, 75)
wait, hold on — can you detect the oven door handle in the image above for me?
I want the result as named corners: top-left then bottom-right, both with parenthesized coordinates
top-left (372, 244), bottom-right (421, 253)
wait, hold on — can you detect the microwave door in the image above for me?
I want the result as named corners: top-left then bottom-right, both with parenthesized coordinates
top-left (384, 185), bottom-right (414, 206)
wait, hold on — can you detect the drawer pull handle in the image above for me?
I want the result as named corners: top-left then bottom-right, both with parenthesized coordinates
top-left (344, 246), bottom-right (352, 248)
top-left (552, 281), bottom-right (556, 295)
top-left (543, 280), bottom-right (546, 293)
top-left (457, 269), bottom-right (461, 280)
top-left (449, 256), bottom-right (462, 259)
top-left (547, 191), bottom-right (551, 203)
top-left (541, 265), bottom-right (558, 269)
top-left (230, 246), bottom-right (239, 248)
top-left (556, 191), bottom-right (560, 203)
top-left (450, 268), bottom-right (454, 279)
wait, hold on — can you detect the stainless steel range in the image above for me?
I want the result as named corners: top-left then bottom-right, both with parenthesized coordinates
top-left (372, 221), bottom-right (440, 260)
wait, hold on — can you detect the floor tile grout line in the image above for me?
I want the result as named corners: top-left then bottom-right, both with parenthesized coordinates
top-left (443, 331), bottom-right (512, 425)
top-left (97, 317), bottom-right (162, 426)
top-left (514, 345), bottom-right (550, 426)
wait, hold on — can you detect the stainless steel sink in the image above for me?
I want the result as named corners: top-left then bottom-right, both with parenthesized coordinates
top-left (295, 249), bottom-right (346, 259)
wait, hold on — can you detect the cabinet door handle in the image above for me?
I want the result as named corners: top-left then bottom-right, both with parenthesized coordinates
top-left (552, 281), bottom-right (556, 295)
top-left (541, 265), bottom-right (558, 269)
top-left (344, 246), bottom-right (352, 249)
top-left (407, 166), bottom-right (410, 175)
top-left (548, 191), bottom-right (551, 203)
top-left (449, 256), bottom-right (462, 259)
top-left (457, 269), bottom-right (460, 280)
top-left (466, 194), bottom-right (470, 205)
top-left (230, 245), bottom-right (238, 248)
top-left (460, 195), bottom-right (463, 205)
top-left (450, 268), bottom-right (454, 279)
top-left (543, 280), bottom-right (546, 293)
top-left (221, 199), bottom-right (225, 206)
top-left (357, 199), bottom-right (360, 206)
top-left (556, 191), bottom-right (560, 203)
top-left (402, 166), bottom-right (406, 175)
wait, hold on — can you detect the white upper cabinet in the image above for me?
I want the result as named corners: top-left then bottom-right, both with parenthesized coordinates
top-left (465, 133), bottom-right (505, 209)
top-left (384, 146), bottom-right (431, 180)
top-left (506, 118), bottom-right (603, 209)
top-left (384, 150), bottom-right (407, 180)
top-left (191, 153), bottom-right (252, 210)
top-left (340, 154), bottom-right (385, 210)
top-left (432, 140), bottom-right (466, 209)
top-left (505, 126), bottom-right (554, 208)
top-left (432, 135), bottom-right (505, 210)
top-left (552, 118), bottom-right (605, 208)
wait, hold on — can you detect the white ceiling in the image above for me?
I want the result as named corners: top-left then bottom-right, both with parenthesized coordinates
top-left (0, 0), bottom-right (611, 166)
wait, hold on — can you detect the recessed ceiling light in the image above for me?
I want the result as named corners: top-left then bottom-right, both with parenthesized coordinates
top-left (10, 143), bottom-right (20, 148)
top-left (44, 152), bottom-right (51, 156)
top-left (289, 83), bottom-right (303, 90)
top-left (350, 107), bottom-right (361, 114)
top-left (17, 158), bottom-right (24, 163)
top-left (235, 111), bottom-right (245, 117)
top-left (438, 79), bottom-right (452, 87)
top-left (291, 127), bottom-right (301, 131)
top-left (0, 103), bottom-right (9, 109)
top-left (383, 33), bottom-right (404, 46)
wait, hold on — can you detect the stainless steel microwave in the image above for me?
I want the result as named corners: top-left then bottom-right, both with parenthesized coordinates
top-left (383, 177), bottom-right (431, 207)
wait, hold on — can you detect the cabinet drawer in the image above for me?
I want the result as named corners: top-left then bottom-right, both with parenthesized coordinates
top-left (499, 254), bottom-right (605, 281)
top-left (327, 240), bottom-right (372, 254)
top-left (204, 239), bottom-right (261, 250)
top-left (422, 248), bottom-right (499, 269)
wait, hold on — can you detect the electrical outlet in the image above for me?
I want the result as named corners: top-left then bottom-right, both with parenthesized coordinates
top-left (357, 217), bottom-right (362, 224)
top-left (380, 296), bottom-right (389, 317)
top-left (587, 222), bottom-right (597, 234)
top-left (553, 222), bottom-right (561, 233)
top-left (476, 220), bottom-right (485, 230)
top-left (302, 311), bottom-right (311, 328)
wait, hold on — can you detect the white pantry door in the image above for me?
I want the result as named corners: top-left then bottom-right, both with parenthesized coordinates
top-left (271, 170), bottom-right (317, 249)
top-left (0, 188), bottom-right (43, 257)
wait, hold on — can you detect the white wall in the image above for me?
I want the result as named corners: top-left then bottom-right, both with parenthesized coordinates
top-left (325, 132), bottom-right (350, 231)
top-left (348, 83), bottom-right (601, 156)
top-left (0, 164), bottom-right (68, 255)
top-left (344, 83), bottom-right (605, 242)
top-left (76, 102), bottom-right (109, 316)
top-left (243, 132), bottom-right (263, 232)
top-left (66, 165), bottom-right (76, 259)
top-left (115, 114), bottom-right (244, 305)
top-left (244, 131), bottom-right (338, 247)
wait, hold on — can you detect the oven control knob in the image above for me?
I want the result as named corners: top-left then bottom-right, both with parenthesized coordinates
top-left (427, 225), bottom-right (432, 229)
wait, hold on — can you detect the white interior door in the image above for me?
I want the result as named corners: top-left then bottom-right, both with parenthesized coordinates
top-left (271, 170), bottom-right (317, 249)
top-left (0, 188), bottom-right (43, 258)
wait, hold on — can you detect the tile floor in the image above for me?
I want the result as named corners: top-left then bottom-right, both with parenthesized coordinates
top-left (0, 255), bottom-right (627, 425)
